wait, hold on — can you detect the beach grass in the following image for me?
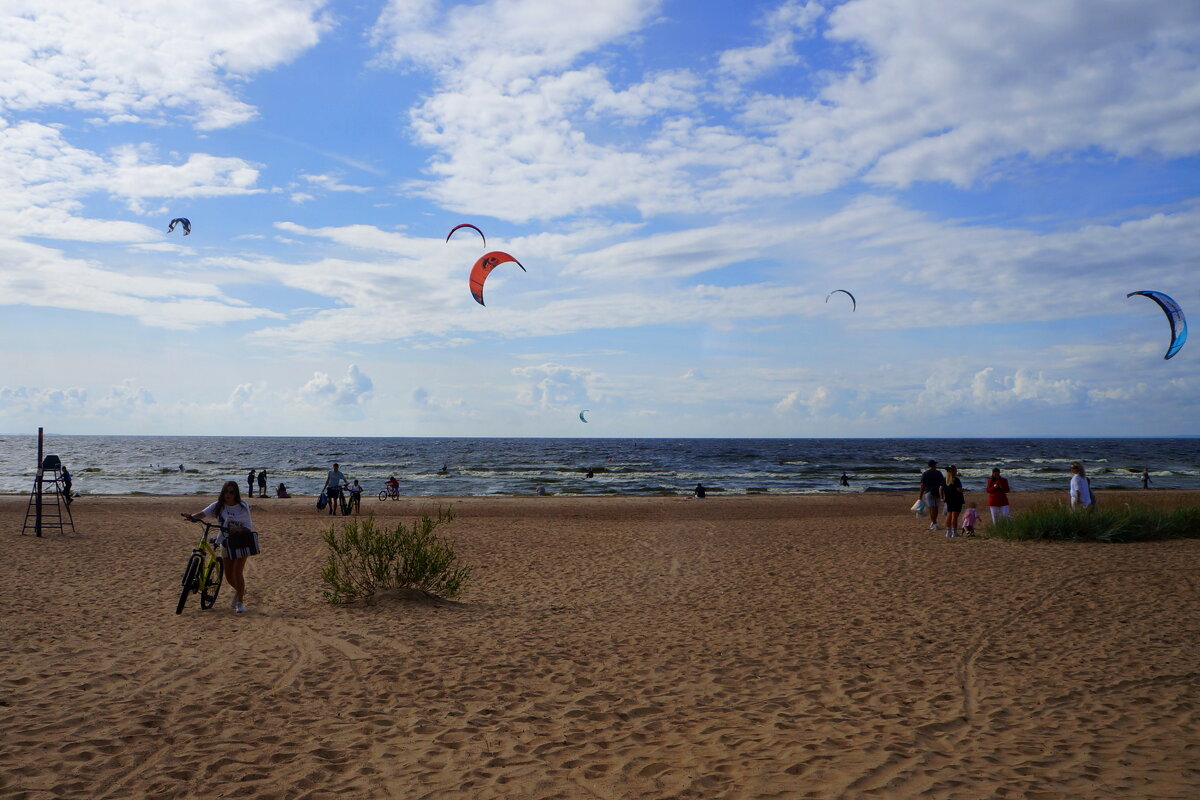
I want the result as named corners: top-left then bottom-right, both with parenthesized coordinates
top-left (320, 508), bottom-right (471, 602)
top-left (987, 503), bottom-right (1200, 542)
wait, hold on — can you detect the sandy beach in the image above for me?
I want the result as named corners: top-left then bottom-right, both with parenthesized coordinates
top-left (3, 491), bottom-right (1198, 799)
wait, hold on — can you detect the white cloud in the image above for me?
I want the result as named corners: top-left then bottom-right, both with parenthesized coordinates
top-left (299, 364), bottom-right (375, 407)
top-left (0, 120), bottom-right (264, 240)
top-left (300, 173), bottom-right (372, 193)
top-left (0, 237), bottom-right (281, 329)
top-left (512, 362), bottom-right (598, 410)
top-left (0, 0), bottom-right (331, 129)
top-left (372, 0), bottom-right (1200, 221)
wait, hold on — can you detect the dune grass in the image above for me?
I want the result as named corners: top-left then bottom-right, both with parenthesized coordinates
top-left (321, 508), bottom-right (471, 603)
top-left (987, 503), bottom-right (1200, 543)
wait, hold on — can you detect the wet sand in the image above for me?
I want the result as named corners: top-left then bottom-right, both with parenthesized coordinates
top-left (3, 491), bottom-right (1199, 799)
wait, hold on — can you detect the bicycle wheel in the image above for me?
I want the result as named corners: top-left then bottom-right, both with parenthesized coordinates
top-left (378, 490), bottom-right (388, 501)
top-left (199, 557), bottom-right (224, 609)
top-left (176, 554), bottom-right (201, 615)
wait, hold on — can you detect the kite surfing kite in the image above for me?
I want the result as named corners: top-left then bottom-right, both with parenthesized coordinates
top-left (446, 223), bottom-right (486, 247)
top-left (167, 217), bottom-right (191, 236)
top-left (826, 289), bottom-right (856, 311)
top-left (1127, 290), bottom-right (1187, 360)
top-left (469, 251), bottom-right (526, 306)
top-left (579, 410), bottom-right (589, 423)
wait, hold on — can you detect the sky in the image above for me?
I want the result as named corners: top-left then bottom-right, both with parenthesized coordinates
top-left (1, 0), bottom-right (1198, 437)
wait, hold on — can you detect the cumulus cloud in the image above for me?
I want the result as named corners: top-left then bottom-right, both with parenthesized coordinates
top-left (299, 364), bottom-right (375, 407)
top-left (512, 362), bottom-right (597, 410)
top-left (0, 0), bottom-right (331, 128)
top-left (371, 0), bottom-right (1200, 221)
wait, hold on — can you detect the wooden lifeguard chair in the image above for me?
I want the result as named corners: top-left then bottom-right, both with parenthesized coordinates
top-left (20, 428), bottom-right (75, 536)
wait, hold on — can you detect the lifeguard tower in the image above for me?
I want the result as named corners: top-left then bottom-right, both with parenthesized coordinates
top-left (21, 428), bottom-right (75, 536)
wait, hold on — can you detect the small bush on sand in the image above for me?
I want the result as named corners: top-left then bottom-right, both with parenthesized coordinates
top-left (987, 504), bottom-right (1200, 543)
top-left (321, 508), bottom-right (471, 603)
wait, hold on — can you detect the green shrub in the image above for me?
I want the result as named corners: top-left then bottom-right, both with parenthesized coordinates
top-left (987, 504), bottom-right (1200, 543)
top-left (320, 508), bottom-right (471, 603)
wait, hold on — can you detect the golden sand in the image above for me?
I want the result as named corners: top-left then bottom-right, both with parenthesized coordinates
top-left (3, 491), bottom-right (1199, 799)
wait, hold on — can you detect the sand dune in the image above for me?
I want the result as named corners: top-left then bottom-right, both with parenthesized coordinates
top-left (3, 492), bottom-right (1198, 799)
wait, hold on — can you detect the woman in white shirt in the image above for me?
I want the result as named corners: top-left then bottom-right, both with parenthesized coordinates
top-left (1069, 462), bottom-right (1093, 510)
top-left (185, 481), bottom-right (259, 613)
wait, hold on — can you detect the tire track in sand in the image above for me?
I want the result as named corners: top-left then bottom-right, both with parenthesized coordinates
top-left (838, 566), bottom-right (1200, 799)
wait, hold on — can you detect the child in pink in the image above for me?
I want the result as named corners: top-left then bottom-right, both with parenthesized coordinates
top-left (961, 503), bottom-right (979, 536)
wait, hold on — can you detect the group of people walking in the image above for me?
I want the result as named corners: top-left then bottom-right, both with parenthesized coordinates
top-left (918, 460), bottom-right (1003, 537)
top-left (919, 458), bottom-right (1102, 537)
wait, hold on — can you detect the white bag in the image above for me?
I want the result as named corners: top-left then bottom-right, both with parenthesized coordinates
top-left (911, 499), bottom-right (926, 516)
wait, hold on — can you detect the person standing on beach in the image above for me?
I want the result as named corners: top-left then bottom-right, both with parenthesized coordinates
top-left (942, 465), bottom-right (965, 537)
top-left (61, 465), bottom-right (73, 505)
top-left (1142, 468), bottom-right (1152, 490)
top-left (1069, 462), bottom-right (1094, 509)
top-left (184, 480), bottom-right (258, 613)
top-left (919, 460), bottom-right (945, 531)
top-left (323, 463), bottom-right (347, 516)
top-left (986, 468), bottom-right (1011, 523)
top-left (258, 469), bottom-right (267, 497)
top-left (247, 468), bottom-right (256, 498)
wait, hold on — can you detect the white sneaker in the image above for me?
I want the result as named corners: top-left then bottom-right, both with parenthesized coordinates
top-left (929, 523), bottom-right (939, 531)
top-left (230, 594), bottom-right (239, 610)
top-left (235, 601), bottom-right (246, 614)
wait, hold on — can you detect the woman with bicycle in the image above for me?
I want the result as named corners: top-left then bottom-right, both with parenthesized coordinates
top-left (184, 480), bottom-right (258, 613)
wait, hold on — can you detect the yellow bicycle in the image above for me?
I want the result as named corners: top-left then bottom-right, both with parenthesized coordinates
top-left (176, 515), bottom-right (225, 614)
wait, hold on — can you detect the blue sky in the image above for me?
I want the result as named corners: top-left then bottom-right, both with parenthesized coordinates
top-left (1, 0), bottom-right (1197, 436)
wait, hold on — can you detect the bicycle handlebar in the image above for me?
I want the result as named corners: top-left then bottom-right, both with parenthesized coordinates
top-left (181, 514), bottom-right (228, 533)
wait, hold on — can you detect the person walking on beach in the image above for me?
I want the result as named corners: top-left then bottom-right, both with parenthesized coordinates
top-left (348, 480), bottom-right (363, 514)
top-left (258, 469), bottom-right (267, 497)
top-left (942, 465), bottom-right (965, 537)
top-left (1141, 468), bottom-right (1152, 490)
top-left (986, 468), bottom-right (1011, 523)
top-left (323, 463), bottom-right (347, 516)
top-left (840, 472), bottom-right (850, 488)
top-left (1069, 462), bottom-right (1094, 509)
top-left (919, 460), bottom-right (945, 531)
top-left (184, 480), bottom-right (259, 613)
top-left (247, 468), bottom-right (256, 498)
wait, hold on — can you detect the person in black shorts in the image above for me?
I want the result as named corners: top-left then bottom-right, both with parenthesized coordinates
top-left (942, 465), bottom-right (965, 537)
top-left (247, 468), bottom-right (256, 498)
top-left (919, 460), bottom-right (946, 531)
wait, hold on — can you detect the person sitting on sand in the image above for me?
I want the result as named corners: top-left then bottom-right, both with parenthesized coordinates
top-left (276, 483), bottom-right (290, 499)
top-left (986, 468), bottom-right (1011, 523)
top-left (694, 483), bottom-right (706, 499)
top-left (961, 503), bottom-right (979, 536)
top-left (184, 480), bottom-right (259, 614)
top-left (1069, 462), bottom-right (1094, 510)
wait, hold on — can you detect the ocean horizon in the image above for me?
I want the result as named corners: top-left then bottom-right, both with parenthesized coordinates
top-left (2, 435), bottom-right (1197, 498)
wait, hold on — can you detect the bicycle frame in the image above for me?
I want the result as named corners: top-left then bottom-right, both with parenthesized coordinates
top-left (177, 517), bottom-right (227, 613)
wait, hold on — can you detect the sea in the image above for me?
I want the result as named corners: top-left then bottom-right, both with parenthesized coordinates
top-left (1, 436), bottom-right (1198, 497)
